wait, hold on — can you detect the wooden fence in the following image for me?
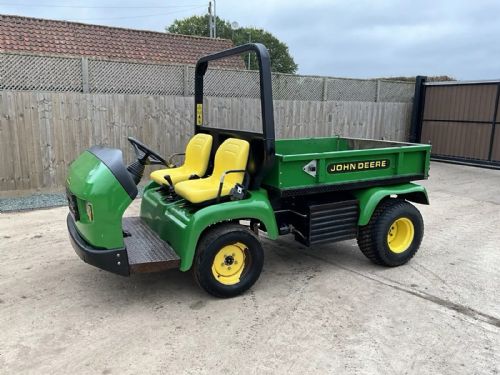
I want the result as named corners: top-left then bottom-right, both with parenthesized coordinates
top-left (0, 91), bottom-right (412, 193)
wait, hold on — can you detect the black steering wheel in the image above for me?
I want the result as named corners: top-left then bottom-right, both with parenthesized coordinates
top-left (127, 137), bottom-right (166, 166)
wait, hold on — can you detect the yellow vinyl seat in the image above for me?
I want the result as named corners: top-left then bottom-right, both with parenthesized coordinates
top-left (150, 133), bottom-right (213, 186)
top-left (175, 138), bottom-right (250, 204)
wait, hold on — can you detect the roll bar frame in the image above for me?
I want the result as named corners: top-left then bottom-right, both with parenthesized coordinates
top-left (193, 43), bottom-right (276, 189)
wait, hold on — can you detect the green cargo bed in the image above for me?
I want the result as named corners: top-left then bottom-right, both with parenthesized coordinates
top-left (263, 137), bottom-right (431, 196)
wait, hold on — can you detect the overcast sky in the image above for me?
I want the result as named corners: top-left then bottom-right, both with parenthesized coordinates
top-left (3, 0), bottom-right (499, 79)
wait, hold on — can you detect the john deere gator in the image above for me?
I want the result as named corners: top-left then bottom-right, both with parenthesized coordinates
top-left (66, 44), bottom-right (431, 297)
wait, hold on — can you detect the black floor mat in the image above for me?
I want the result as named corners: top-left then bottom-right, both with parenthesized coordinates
top-left (122, 217), bottom-right (180, 273)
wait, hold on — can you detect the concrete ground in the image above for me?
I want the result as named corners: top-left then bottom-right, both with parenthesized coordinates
top-left (0, 162), bottom-right (499, 375)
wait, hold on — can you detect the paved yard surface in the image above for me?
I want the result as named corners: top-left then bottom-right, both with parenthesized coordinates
top-left (0, 162), bottom-right (499, 374)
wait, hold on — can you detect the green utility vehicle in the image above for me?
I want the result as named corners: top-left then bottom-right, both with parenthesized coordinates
top-left (66, 44), bottom-right (431, 297)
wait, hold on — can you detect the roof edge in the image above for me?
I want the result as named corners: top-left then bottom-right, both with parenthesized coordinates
top-left (0, 13), bottom-right (235, 45)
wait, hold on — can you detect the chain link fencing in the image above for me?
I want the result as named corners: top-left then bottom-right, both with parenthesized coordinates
top-left (0, 52), bottom-right (415, 102)
top-left (0, 53), bottom-right (82, 92)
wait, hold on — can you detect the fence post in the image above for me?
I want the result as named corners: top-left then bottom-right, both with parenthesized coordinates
top-left (183, 65), bottom-right (190, 96)
top-left (487, 83), bottom-right (500, 161)
top-left (81, 57), bottom-right (89, 93)
top-left (273, 73), bottom-right (281, 100)
top-left (322, 77), bottom-right (328, 101)
top-left (375, 79), bottom-right (381, 102)
top-left (409, 75), bottom-right (427, 142)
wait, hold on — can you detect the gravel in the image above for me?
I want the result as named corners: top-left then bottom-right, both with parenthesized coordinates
top-left (0, 185), bottom-right (146, 213)
top-left (0, 193), bottom-right (67, 212)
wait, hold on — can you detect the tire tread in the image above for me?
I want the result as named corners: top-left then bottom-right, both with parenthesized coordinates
top-left (357, 199), bottom-right (423, 266)
top-left (193, 223), bottom-right (262, 298)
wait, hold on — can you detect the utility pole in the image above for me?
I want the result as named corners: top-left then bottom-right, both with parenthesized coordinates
top-left (208, 2), bottom-right (213, 38)
top-left (213, 0), bottom-right (217, 38)
top-left (247, 30), bottom-right (251, 69)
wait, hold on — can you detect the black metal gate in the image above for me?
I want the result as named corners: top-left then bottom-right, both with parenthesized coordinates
top-left (410, 77), bottom-right (500, 168)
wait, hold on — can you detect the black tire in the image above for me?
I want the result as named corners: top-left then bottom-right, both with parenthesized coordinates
top-left (357, 199), bottom-right (424, 267)
top-left (193, 223), bottom-right (264, 298)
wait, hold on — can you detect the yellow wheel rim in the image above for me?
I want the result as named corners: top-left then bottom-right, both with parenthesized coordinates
top-left (387, 217), bottom-right (415, 253)
top-left (211, 242), bottom-right (247, 285)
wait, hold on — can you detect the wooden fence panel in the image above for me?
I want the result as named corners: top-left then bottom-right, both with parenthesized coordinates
top-left (0, 91), bottom-right (412, 193)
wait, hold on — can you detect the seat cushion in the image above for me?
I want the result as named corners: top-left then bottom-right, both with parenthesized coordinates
top-left (174, 176), bottom-right (235, 204)
top-left (211, 138), bottom-right (250, 186)
top-left (149, 133), bottom-right (212, 186)
top-left (184, 133), bottom-right (213, 176)
top-left (174, 138), bottom-right (250, 204)
top-left (150, 166), bottom-right (196, 186)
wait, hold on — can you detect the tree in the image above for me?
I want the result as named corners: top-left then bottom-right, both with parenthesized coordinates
top-left (167, 15), bottom-right (298, 74)
top-left (378, 75), bottom-right (455, 82)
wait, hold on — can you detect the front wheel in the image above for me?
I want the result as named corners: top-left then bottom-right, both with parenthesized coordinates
top-left (193, 223), bottom-right (264, 298)
top-left (357, 199), bottom-right (424, 266)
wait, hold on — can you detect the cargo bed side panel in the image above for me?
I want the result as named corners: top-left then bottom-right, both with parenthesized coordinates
top-left (263, 137), bottom-right (431, 193)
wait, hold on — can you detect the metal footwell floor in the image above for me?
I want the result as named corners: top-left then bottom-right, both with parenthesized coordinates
top-left (122, 217), bottom-right (180, 273)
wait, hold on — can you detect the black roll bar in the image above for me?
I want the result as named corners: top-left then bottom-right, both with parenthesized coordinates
top-left (194, 42), bottom-right (275, 144)
top-left (193, 43), bottom-right (276, 190)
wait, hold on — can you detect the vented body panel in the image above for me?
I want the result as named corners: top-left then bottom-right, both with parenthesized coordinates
top-left (294, 200), bottom-right (359, 246)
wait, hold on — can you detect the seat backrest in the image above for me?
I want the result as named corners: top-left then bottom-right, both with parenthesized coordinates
top-left (212, 138), bottom-right (250, 186)
top-left (184, 133), bottom-right (213, 175)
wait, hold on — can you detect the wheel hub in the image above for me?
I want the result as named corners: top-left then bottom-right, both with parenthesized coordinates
top-left (224, 255), bottom-right (235, 266)
top-left (212, 243), bottom-right (247, 285)
top-left (387, 217), bottom-right (415, 253)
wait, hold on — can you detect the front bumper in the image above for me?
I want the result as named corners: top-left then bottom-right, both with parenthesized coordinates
top-left (67, 214), bottom-right (130, 276)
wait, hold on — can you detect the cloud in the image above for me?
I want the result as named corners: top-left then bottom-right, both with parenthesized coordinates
top-left (2, 0), bottom-right (499, 79)
top-left (221, 0), bottom-right (500, 79)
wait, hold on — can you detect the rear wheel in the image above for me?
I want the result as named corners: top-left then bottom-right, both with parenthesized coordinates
top-left (193, 223), bottom-right (264, 298)
top-left (357, 199), bottom-right (424, 266)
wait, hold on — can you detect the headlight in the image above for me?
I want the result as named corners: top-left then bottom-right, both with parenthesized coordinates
top-left (85, 202), bottom-right (94, 222)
